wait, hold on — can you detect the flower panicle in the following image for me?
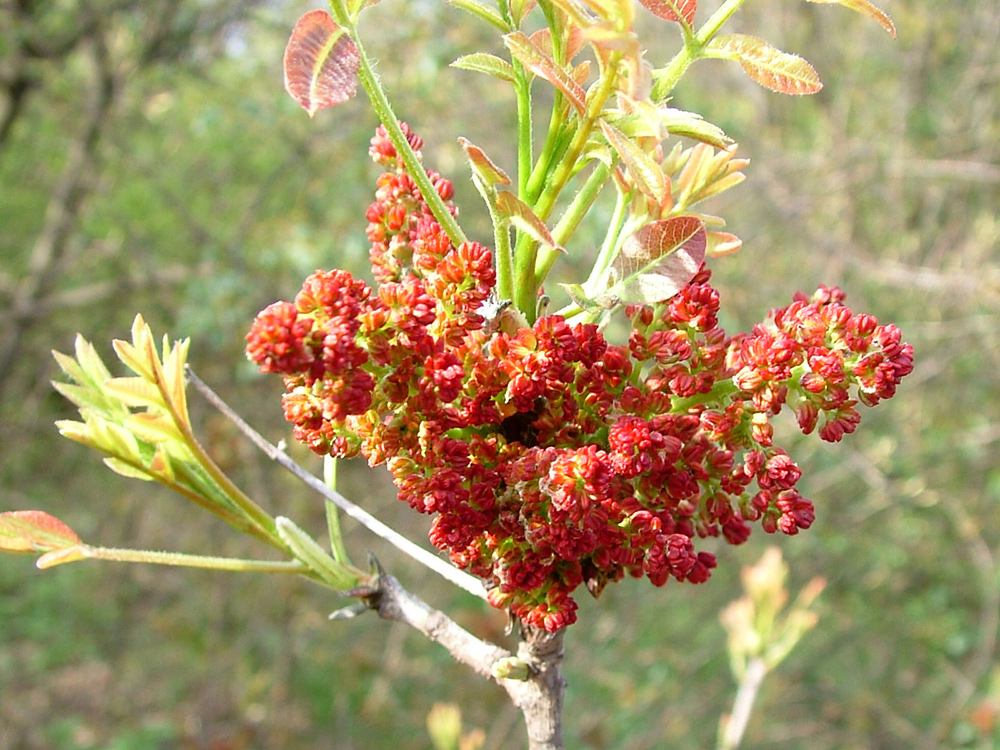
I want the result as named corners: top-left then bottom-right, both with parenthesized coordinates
top-left (245, 125), bottom-right (914, 631)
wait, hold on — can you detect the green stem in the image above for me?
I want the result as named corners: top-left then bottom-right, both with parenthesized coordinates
top-left (524, 98), bottom-right (569, 205)
top-left (652, 43), bottom-right (698, 102)
top-left (534, 162), bottom-right (612, 284)
top-left (324, 457), bottom-right (350, 566)
top-left (170, 409), bottom-right (282, 545)
top-left (652, 0), bottom-right (751, 102)
top-left (514, 61), bottom-right (533, 198)
top-left (350, 30), bottom-right (468, 248)
top-left (582, 183), bottom-right (631, 293)
top-left (695, 0), bottom-right (751, 46)
top-left (82, 545), bottom-right (313, 575)
top-left (514, 53), bottom-right (623, 319)
top-left (492, 199), bottom-right (515, 302)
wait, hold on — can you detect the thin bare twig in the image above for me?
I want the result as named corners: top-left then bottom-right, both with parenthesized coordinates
top-left (185, 365), bottom-right (489, 601)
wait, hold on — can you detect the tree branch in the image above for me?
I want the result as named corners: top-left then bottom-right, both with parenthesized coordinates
top-left (185, 366), bottom-right (489, 601)
top-left (0, 36), bottom-right (115, 398)
top-left (360, 573), bottom-right (567, 749)
top-left (189, 366), bottom-right (569, 748)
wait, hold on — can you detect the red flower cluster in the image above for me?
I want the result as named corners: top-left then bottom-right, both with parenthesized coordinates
top-left (246, 125), bottom-right (913, 631)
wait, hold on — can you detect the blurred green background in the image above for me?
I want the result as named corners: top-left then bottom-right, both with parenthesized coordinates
top-left (2, 0), bottom-right (998, 748)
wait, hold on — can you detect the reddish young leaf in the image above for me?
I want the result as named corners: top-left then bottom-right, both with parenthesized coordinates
top-left (706, 230), bottom-right (743, 256)
top-left (609, 216), bottom-right (707, 304)
top-left (459, 137), bottom-right (511, 187)
top-left (0, 510), bottom-right (82, 553)
top-left (504, 31), bottom-right (587, 115)
top-left (707, 34), bottom-right (822, 95)
top-left (806, 0), bottom-right (896, 38)
top-left (495, 192), bottom-right (564, 254)
top-left (599, 120), bottom-right (670, 212)
top-left (637, 0), bottom-right (696, 26)
top-left (283, 10), bottom-right (360, 118)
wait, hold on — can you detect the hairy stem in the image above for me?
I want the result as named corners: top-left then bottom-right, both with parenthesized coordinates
top-left (81, 546), bottom-right (313, 574)
top-left (350, 30), bottom-right (468, 248)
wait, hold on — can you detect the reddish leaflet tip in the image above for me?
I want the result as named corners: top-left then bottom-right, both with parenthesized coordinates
top-left (0, 510), bottom-right (82, 553)
top-left (283, 10), bottom-right (360, 118)
top-left (637, 0), bottom-right (697, 26)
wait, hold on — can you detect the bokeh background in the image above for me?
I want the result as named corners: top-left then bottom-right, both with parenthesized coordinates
top-left (2, 0), bottom-right (998, 747)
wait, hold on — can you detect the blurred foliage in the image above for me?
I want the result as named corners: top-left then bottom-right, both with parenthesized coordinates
top-left (2, 0), bottom-right (999, 748)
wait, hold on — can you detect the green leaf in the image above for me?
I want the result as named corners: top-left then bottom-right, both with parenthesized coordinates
top-left (103, 377), bottom-right (166, 409)
top-left (606, 216), bottom-right (706, 304)
top-left (103, 457), bottom-right (156, 481)
top-left (509, 0), bottom-right (538, 26)
top-left (448, 0), bottom-right (510, 30)
top-left (805, 0), bottom-right (896, 38)
top-left (0, 511), bottom-right (82, 554)
top-left (283, 10), bottom-right (360, 118)
top-left (706, 34), bottom-right (822, 95)
top-left (660, 107), bottom-right (732, 148)
top-left (125, 412), bottom-right (184, 446)
top-left (451, 52), bottom-right (517, 82)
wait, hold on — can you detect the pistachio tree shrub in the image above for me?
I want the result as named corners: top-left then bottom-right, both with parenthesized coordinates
top-left (2, 1), bottom-right (910, 748)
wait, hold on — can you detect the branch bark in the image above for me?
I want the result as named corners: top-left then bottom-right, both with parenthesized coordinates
top-left (362, 573), bottom-right (566, 749)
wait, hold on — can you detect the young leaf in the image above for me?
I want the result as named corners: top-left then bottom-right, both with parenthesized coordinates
top-left (103, 457), bottom-right (156, 482)
top-left (451, 52), bottom-right (517, 82)
top-left (36, 547), bottom-right (88, 568)
top-left (0, 511), bottom-right (82, 554)
top-left (283, 10), bottom-right (360, 118)
top-left (805, 0), bottom-right (896, 38)
top-left (637, 0), bottom-right (696, 26)
top-left (509, 0), bottom-right (538, 26)
top-left (495, 192), bottom-right (565, 254)
top-left (504, 31), bottom-right (587, 115)
top-left (125, 412), bottom-right (185, 446)
top-left (102, 377), bottom-right (165, 409)
top-left (560, 283), bottom-right (611, 313)
top-left (659, 107), bottom-right (731, 149)
top-left (673, 143), bottom-right (749, 209)
top-left (706, 34), bottom-right (822, 95)
top-left (448, 0), bottom-right (510, 31)
top-left (459, 137), bottom-right (512, 187)
top-left (607, 216), bottom-right (706, 304)
top-left (600, 120), bottom-right (669, 211)
top-left (578, 0), bottom-right (635, 30)
top-left (706, 230), bottom-right (743, 256)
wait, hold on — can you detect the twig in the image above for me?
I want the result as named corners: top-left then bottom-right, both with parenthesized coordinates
top-left (185, 365), bottom-right (489, 601)
top-left (719, 657), bottom-right (767, 750)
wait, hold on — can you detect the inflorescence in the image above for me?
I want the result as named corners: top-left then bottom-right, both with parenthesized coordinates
top-left (246, 125), bottom-right (913, 631)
